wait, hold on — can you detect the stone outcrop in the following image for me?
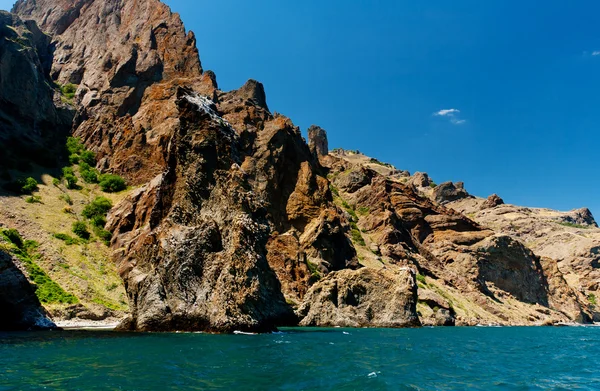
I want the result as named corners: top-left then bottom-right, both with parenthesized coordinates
top-left (7, 0), bottom-right (597, 331)
top-left (327, 157), bottom-right (591, 326)
top-left (482, 194), bottom-right (504, 209)
top-left (450, 197), bottom-right (600, 321)
top-left (14, 0), bottom-right (206, 183)
top-left (431, 181), bottom-right (470, 204)
top-left (308, 125), bottom-right (329, 161)
top-left (0, 249), bottom-right (56, 330)
top-left (297, 268), bottom-right (420, 328)
top-left (0, 11), bottom-right (72, 169)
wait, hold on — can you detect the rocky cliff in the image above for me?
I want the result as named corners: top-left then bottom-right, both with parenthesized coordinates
top-left (1, 0), bottom-right (596, 331)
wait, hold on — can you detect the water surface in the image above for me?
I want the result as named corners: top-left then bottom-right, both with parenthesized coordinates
top-left (1, 327), bottom-right (598, 390)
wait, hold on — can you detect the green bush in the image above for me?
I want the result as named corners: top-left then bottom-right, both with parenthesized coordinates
top-left (66, 137), bottom-right (84, 156)
top-left (99, 174), bottom-right (126, 193)
top-left (94, 227), bottom-right (112, 245)
top-left (69, 154), bottom-right (80, 165)
top-left (60, 84), bottom-right (77, 100)
top-left (80, 150), bottom-right (96, 166)
top-left (62, 166), bottom-right (75, 177)
top-left (82, 197), bottom-right (112, 221)
top-left (80, 163), bottom-right (99, 183)
top-left (25, 195), bottom-right (42, 204)
top-left (1, 228), bottom-right (23, 248)
top-left (64, 174), bottom-right (78, 189)
top-left (21, 177), bottom-right (38, 194)
top-left (588, 293), bottom-right (597, 306)
top-left (53, 233), bottom-right (80, 245)
top-left (72, 221), bottom-right (90, 239)
top-left (416, 274), bottom-right (427, 284)
top-left (52, 177), bottom-right (61, 187)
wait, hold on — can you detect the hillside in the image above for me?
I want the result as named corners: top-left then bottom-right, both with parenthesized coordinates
top-left (0, 0), bottom-right (597, 331)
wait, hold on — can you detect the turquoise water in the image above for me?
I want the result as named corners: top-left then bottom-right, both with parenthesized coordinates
top-left (1, 327), bottom-right (599, 390)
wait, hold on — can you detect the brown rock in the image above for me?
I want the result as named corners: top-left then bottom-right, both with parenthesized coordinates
top-left (481, 194), bottom-right (505, 209)
top-left (431, 181), bottom-right (470, 204)
top-left (308, 125), bottom-right (329, 161)
top-left (297, 268), bottom-right (420, 328)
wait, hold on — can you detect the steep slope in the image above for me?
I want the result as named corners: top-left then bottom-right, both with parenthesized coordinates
top-left (0, 247), bottom-right (56, 330)
top-left (328, 149), bottom-right (591, 325)
top-left (14, 0), bottom-right (363, 332)
top-left (7, 0), bottom-right (595, 331)
top-left (449, 196), bottom-right (600, 321)
top-left (0, 10), bottom-right (72, 171)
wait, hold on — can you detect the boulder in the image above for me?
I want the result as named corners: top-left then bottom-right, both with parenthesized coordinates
top-left (432, 181), bottom-right (470, 204)
top-left (297, 268), bottom-right (420, 328)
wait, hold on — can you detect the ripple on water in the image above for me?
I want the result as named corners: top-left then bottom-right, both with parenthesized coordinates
top-left (1, 327), bottom-right (600, 390)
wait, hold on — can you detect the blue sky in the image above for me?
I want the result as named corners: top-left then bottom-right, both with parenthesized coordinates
top-left (2, 1), bottom-right (599, 217)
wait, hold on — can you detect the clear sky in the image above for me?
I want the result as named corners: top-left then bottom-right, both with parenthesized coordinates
top-left (2, 0), bottom-right (599, 217)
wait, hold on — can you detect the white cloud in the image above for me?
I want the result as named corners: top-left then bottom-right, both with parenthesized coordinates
top-left (593, 51), bottom-right (600, 56)
top-left (434, 109), bottom-right (460, 117)
top-left (433, 108), bottom-right (466, 125)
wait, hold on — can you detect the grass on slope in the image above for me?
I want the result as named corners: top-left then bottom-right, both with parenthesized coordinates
top-left (0, 161), bottom-right (131, 313)
top-left (0, 229), bottom-right (77, 304)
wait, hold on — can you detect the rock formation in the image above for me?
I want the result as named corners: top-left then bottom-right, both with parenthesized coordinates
top-left (3, 0), bottom-right (596, 331)
top-left (0, 249), bottom-right (56, 330)
top-left (298, 268), bottom-right (420, 328)
top-left (308, 125), bottom-right (329, 161)
top-left (0, 11), bottom-right (72, 169)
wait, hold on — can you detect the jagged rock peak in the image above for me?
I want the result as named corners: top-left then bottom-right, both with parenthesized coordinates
top-left (431, 181), bottom-right (470, 204)
top-left (308, 125), bottom-right (329, 159)
top-left (13, 0), bottom-right (203, 85)
top-left (237, 79), bottom-right (269, 111)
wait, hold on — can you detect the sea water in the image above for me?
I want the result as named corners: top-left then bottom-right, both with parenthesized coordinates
top-left (1, 327), bottom-right (599, 390)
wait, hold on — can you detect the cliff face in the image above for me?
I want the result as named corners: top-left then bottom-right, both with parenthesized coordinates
top-left (6, 0), bottom-right (595, 331)
top-left (14, 0), bottom-right (205, 183)
top-left (0, 249), bottom-right (56, 330)
top-left (0, 11), bottom-right (72, 169)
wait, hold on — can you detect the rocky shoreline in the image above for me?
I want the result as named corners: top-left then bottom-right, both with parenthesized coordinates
top-left (0, 0), bottom-right (598, 333)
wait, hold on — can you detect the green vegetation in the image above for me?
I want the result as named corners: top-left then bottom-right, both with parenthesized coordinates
top-left (21, 177), bottom-right (39, 194)
top-left (350, 222), bottom-right (366, 247)
top-left (53, 233), bottom-right (80, 245)
top-left (72, 221), bottom-right (90, 240)
top-left (2, 228), bottom-right (23, 248)
top-left (357, 206), bottom-right (370, 216)
top-left (59, 193), bottom-right (73, 205)
top-left (557, 221), bottom-right (590, 229)
top-left (99, 174), bottom-right (127, 193)
top-left (588, 293), bottom-right (597, 306)
top-left (25, 195), bottom-right (42, 204)
top-left (329, 184), bottom-right (340, 197)
top-left (4, 177), bottom-right (39, 194)
top-left (81, 197), bottom-right (113, 245)
top-left (59, 83), bottom-right (77, 104)
top-left (80, 162), bottom-right (99, 184)
top-left (430, 182), bottom-right (437, 188)
top-left (0, 229), bottom-right (77, 304)
top-left (306, 260), bottom-right (321, 280)
top-left (82, 197), bottom-right (112, 221)
top-left (369, 158), bottom-right (394, 168)
top-left (416, 274), bottom-right (427, 284)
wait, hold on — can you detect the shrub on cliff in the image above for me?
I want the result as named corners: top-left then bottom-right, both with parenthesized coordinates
top-left (82, 197), bottom-right (112, 225)
top-left (99, 174), bottom-right (126, 193)
top-left (1, 228), bottom-right (23, 248)
top-left (72, 221), bottom-right (90, 240)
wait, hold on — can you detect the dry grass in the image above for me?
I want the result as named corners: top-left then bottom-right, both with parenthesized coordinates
top-left (0, 165), bottom-right (132, 314)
